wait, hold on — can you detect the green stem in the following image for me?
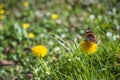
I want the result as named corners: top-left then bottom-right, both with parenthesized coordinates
top-left (40, 58), bottom-right (50, 75)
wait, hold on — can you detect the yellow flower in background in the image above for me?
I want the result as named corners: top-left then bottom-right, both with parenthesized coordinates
top-left (0, 15), bottom-right (4, 20)
top-left (51, 14), bottom-right (58, 19)
top-left (23, 23), bottom-right (30, 29)
top-left (0, 4), bottom-right (5, 20)
top-left (0, 9), bottom-right (5, 14)
top-left (80, 28), bottom-right (98, 54)
top-left (0, 4), bottom-right (4, 9)
top-left (32, 45), bottom-right (48, 57)
top-left (29, 33), bottom-right (35, 39)
top-left (23, 1), bottom-right (29, 7)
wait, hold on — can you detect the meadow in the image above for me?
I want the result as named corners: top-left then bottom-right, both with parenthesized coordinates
top-left (0, 0), bottom-right (120, 80)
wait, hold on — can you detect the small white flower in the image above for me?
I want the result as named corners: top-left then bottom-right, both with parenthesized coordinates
top-left (40, 34), bottom-right (45, 38)
top-left (61, 34), bottom-right (66, 38)
top-left (80, 30), bottom-right (85, 34)
top-left (35, 11), bottom-right (43, 17)
top-left (56, 19), bottom-right (62, 24)
top-left (98, 15), bottom-right (102, 20)
top-left (113, 35), bottom-right (116, 40)
top-left (54, 47), bottom-right (60, 52)
top-left (89, 14), bottom-right (95, 19)
top-left (68, 59), bottom-right (71, 62)
top-left (77, 57), bottom-right (80, 61)
top-left (106, 32), bottom-right (112, 37)
top-left (116, 34), bottom-right (120, 39)
top-left (48, 40), bottom-right (54, 46)
top-left (46, 12), bottom-right (50, 17)
top-left (116, 25), bottom-right (120, 31)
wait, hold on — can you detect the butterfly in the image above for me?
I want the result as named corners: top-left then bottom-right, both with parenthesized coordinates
top-left (85, 28), bottom-right (97, 43)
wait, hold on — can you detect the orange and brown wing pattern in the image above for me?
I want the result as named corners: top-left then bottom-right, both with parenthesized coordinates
top-left (85, 28), bottom-right (97, 43)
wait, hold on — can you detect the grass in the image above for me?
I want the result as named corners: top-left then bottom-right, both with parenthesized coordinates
top-left (0, 0), bottom-right (120, 80)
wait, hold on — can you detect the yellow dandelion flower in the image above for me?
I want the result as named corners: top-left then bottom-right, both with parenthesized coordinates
top-left (0, 15), bottom-right (4, 20)
top-left (22, 23), bottom-right (30, 29)
top-left (0, 9), bottom-right (5, 14)
top-left (80, 28), bottom-right (98, 54)
top-left (29, 33), bottom-right (35, 39)
top-left (23, 2), bottom-right (29, 7)
top-left (0, 4), bottom-right (4, 9)
top-left (80, 41), bottom-right (97, 54)
top-left (51, 14), bottom-right (58, 19)
top-left (32, 45), bottom-right (48, 57)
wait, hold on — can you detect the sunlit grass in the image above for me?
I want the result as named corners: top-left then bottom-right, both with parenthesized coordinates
top-left (0, 0), bottom-right (120, 80)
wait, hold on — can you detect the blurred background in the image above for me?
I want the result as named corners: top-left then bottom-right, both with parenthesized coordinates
top-left (0, 0), bottom-right (120, 79)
